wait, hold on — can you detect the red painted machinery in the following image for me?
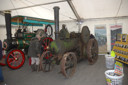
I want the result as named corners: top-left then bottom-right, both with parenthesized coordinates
top-left (0, 11), bottom-right (54, 69)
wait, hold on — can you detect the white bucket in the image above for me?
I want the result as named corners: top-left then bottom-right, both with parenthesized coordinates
top-left (105, 55), bottom-right (115, 69)
top-left (105, 70), bottom-right (124, 85)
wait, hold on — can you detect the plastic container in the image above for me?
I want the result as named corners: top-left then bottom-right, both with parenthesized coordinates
top-left (105, 70), bottom-right (124, 85)
top-left (105, 55), bottom-right (115, 69)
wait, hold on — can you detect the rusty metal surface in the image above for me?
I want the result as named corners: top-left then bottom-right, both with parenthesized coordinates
top-left (81, 26), bottom-right (90, 44)
top-left (87, 38), bottom-right (98, 65)
top-left (39, 51), bottom-right (54, 72)
top-left (45, 25), bottom-right (99, 78)
top-left (70, 32), bottom-right (80, 39)
top-left (50, 26), bottom-right (91, 61)
top-left (50, 38), bottom-right (79, 56)
top-left (60, 52), bottom-right (77, 78)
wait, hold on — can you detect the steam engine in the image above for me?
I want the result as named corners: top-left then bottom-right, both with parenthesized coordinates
top-left (3, 11), bottom-right (37, 52)
top-left (3, 31), bottom-right (36, 52)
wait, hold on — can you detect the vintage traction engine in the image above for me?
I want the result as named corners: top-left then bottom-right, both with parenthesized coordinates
top-left (1, 7), bottom-right (98, 78)
top-left (2, 11), bottom-right (53, 69)
top-left (39, 7), bottom-right (99, 78)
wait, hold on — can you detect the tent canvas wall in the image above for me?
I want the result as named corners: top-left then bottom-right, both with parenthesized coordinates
top-left (0, 0), bottom-right (128, 53)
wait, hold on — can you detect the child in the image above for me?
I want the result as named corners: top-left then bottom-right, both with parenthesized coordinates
top-left (28, 29), bottom-right (46, 71)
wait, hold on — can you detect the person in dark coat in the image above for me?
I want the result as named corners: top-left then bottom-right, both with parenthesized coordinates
top-left (0, 40), bottom-right (2, 60)
top-left (0, 40), bottom-right (4, 82)
top-left (0, 67), bottom-right (4, 82)
top-left (28, 29), bottom-right (46, 71)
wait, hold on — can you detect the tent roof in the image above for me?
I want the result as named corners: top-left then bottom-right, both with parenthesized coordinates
top-left (0, 0), bottom-right (128, 21)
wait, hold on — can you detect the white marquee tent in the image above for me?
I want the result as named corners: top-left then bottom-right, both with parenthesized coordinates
top-left (0, 0), bottom-right (127, 21)
top-left (0, 0), bottom-right (128, 53)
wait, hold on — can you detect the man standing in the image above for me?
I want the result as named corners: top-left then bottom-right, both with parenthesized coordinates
top-left (28, 29), bottom-right (46, 71)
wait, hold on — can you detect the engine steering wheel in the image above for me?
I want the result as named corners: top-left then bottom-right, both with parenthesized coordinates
top-left (45, 24), bottom-right (53, 37)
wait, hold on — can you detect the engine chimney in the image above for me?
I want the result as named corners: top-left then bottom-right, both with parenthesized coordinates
top-left (53, 6), bottom-right (60, 39)
top-left (4, 11), bottom-right (12, 40)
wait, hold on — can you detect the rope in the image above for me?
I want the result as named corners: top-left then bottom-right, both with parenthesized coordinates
top-left (10, 0), bottom-right (18, 15)
top-left (25, 0), bottom-right (76, 20)
top-left (116, 0), bottom-right (123, 17)
top-left (10, 0), bottom-right (20, 27)
top-left (19, 0), bottom-right (42, 18)
top-left (115, 0), bottom-right (123, 24)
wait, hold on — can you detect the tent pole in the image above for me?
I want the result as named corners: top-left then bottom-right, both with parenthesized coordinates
top-left (78, 22), bottom-right (81, 33)
top-left (66, 0), bottom-right (81, 22)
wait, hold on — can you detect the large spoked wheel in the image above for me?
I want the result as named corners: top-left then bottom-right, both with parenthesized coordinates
top-left (45, 24), bottom-right (53, 37)
top-left (6, 49), bottom-right (25, 69)
top-left (87, 38), bottom-right (98, 65)
top-left (39, 51), bottom-right (54, 72)
top-left (60, 52), bottom-right (77, 78)
top-left (42, 37), bottom-right (53, 51)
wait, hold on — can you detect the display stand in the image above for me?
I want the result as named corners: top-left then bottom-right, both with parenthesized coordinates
top-left (113, 34), bottom-right (128, 64)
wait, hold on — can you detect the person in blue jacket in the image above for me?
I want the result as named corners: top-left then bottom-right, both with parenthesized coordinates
top-left (0, 40), bottom-right (4, 82)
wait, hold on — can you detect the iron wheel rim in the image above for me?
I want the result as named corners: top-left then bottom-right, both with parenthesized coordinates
top-left (6, 49), bottom-right (25, 69)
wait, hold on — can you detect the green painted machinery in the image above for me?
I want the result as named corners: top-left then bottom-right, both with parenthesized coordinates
top-left (1, 12), bottom-right (54, 69)
top-left (39, 26), bottom-right (99, 78)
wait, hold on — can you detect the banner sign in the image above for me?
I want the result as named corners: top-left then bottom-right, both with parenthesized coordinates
top-left (110, 24), bottom-right (122, 50)
top-left (95, 25), bottom-right (107, 53)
